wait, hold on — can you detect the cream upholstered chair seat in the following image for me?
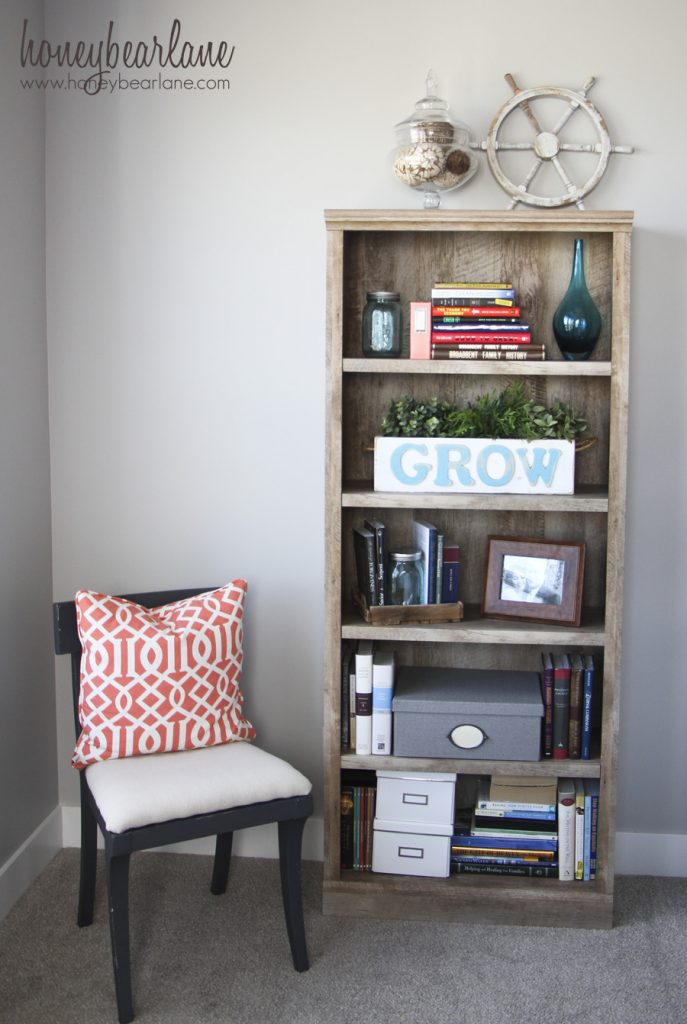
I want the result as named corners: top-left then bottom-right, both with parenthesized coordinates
top-left (86, 741), bottom-right (312, 833)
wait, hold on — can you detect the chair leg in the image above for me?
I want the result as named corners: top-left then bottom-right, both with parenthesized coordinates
top-left (210, 832), bottom-right (234, 895)
top-left (107, 852), bottom-right (134, 1024)
top-left (277, 816), bottom-right (309, 972)
top-left (77, 781), bottom-right (98, 927)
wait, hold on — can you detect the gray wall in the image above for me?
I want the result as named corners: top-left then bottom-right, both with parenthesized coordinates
top-left (2, 0), bottom-right (685, 870)
top-left (0, 0), bottom-right (56, 866)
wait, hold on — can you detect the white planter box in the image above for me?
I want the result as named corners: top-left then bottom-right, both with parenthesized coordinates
top-left (374, 436), bottom-right (575, 495)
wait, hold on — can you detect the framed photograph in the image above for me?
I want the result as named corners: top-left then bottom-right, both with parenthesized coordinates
top-left (482, 536), bottom-right (586, 626)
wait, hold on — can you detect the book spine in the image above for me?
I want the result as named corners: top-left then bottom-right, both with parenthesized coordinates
top-left (589, 791), bottom-right (599, 880)
top-left (409, 300), bottom-right (432, 359)
top-left (574, 779), bottom-right (585, 880)
top-left (431, 305), bottom-right (522, 318)
top-left (348, 652), bottom-right (356, 750)
top-left (452, 833), bottom-right (558, 852)
top-left (541, 653), bottom-right (554, 758)
top-left (431, 323), bottom-right (531, 335)
top-left (354, 641), bottom-right (374, 756)
top-left (364, 518), bottom-right (387, 606)
top-left (371, 651), bottom-right (394, 755)
top-left (568, 656), bottom-right (584, 759)
top-left (412, 520), bottom-right (438, 604)
top-left (451, 862), bottom-right (559, 878)
top-left (340, 648), bottom-right (350, 751)
top-left (431, 342), bottom-right (537, 352)
top-left (433, 281), bottom-right (513, 289)
top-left (552, 655), bottom-right (571, 759)
top-left (432, 349), bottom-right (544, 361)
top-left (431, 287), bottom-right (516, 299)
top-left (583, 789), bottom-right (592, 881)
top-left (475, 808), bottom-right (556, 821)
top-left (340, 786), bottom-right (354, 869)
top-left (441, 544), bottom-right (460, 603)
top-left (434, 533), bottom-right (444, 605)
top-left (580, 657), bottom-right (595, 759)
top-left (557, 779), bottom-right (576, 881)
top-left (352, 527), bottom-right (378, 607)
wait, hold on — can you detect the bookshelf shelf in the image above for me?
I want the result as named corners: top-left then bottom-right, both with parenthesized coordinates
top-left (324, 209), bottom-right (632, 930)
top-left (340, 752), bottom-right (602, 779)
top-left (344, 357), bottom-right (613, 377)
top-left (342, 485), bottom-right (610, 513)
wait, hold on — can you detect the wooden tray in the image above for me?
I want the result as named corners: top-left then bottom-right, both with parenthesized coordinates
top-left (352, 590), bottom-right (463, 626)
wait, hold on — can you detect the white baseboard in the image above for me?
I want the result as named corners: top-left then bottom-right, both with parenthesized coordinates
top-left (60, 805), bottom-right (324, 862)
top-left (615, 830), bottom-right (687, 877)
top-left (0, 807), bottom-right (62, 920)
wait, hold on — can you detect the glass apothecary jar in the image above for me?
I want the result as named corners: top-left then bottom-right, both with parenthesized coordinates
top-left (389, 551), bottom-right (423, 606)
top-left (393, 70), bottom-right (478, 209)
top-left (362, 291), bottom-right (402, 357)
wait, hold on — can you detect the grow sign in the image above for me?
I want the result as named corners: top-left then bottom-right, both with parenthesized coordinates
top-left (374, 437), bottom-right (575, 495)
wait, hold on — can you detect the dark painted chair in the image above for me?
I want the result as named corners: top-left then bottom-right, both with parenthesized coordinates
top-left (53, 588), bottom-right (313, 1024)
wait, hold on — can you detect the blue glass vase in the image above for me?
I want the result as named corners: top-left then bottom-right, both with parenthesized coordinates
top-left (553, 238), bottom-right (602, 361)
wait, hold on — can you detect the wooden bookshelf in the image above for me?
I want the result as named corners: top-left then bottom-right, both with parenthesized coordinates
top-left (324, 209), bottom-right (632, 928)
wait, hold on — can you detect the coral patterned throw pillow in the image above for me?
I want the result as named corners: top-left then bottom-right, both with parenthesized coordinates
top-left (72, 581), bottom-right (255, 770)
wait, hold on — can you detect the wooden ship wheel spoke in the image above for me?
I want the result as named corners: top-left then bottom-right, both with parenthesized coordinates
top-left (474, 74), bottom-right (634, 208)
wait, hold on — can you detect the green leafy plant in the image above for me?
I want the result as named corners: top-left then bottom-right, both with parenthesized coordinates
top-left (380, 381), bottom-right (588, 442)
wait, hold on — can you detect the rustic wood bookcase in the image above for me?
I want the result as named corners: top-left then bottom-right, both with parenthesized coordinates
top-left (323, 209), bottom-right (632, 928)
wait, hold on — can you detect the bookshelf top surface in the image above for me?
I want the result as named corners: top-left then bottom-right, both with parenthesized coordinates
top-left (324, 209), bottom-right (635, 232)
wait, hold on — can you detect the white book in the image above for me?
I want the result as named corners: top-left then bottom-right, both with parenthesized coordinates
top-left (371, 650), bottom-right (395, 755)
top-left (574, 779), bottom-right (585, 880)
top-left (557, 779), bottom-right (576, 881)
top-left (411, 519), bottom-right (437, 603)
top-left (354, 640), bottom-right (374, 756)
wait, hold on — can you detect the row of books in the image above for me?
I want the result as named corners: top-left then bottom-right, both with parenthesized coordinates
top-left (340, 772), bottom-right (377, 871)
top-left (541, 652), bottom-right (598, 760)
top-left (428, 281), bottom-right (543, 362)
top-left (452, 775), bottom-right (599, 880)
top-left (341, 641), bottom-right (395, 755)
top-left (353, 517), bottom-right (460, 608)
top-left (340, 773), bottom-right (600, 880)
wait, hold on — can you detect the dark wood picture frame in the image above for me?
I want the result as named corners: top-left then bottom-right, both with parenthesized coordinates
top-left (481, 535), bottom-right (586, 627)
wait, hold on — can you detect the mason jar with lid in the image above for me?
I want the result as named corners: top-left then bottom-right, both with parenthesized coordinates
top-left (389, 550), bottom-right (423, 606)
top-left (362, 291), bottom-right (402, 357)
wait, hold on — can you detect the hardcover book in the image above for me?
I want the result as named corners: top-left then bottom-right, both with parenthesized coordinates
top-left (371, 650), bottom-right (395, 755)
top-left (557, 779), bottom-right (576, 881)
top-left (552, 653), bottom-right (572, 759)
top-left (354, 640), bottom-right (374, 756)
top-left (540, 653), bottom-right (554, 758)
top-left (580, 655), bottom-right (595, 759)
top-left (364, 518), bottom-right (387, 606)
top-left (411, 519), bottom-right (438, 604)
top-left (352, 526), bottom-right (378, 607)
top-left (568, 654), bottom-right (584, 758)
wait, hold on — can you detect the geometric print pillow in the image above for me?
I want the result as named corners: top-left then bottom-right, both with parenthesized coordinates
top-left (72, 581), bottom-right (255, 770)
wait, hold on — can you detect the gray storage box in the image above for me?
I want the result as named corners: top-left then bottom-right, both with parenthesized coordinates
top-left (392, 666), bottom-right (544, 761)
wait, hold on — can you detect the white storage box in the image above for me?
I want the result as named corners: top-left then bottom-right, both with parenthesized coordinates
top-left (375, 770), bottom-right (457, 828)
top-left (372, 819), bottom-right (452, 878)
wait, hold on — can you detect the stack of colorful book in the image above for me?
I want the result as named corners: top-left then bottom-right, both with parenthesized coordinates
top-left (430, 281), bottom-right (545, 361)
top-left (451, 776), bottom-right (559, 877)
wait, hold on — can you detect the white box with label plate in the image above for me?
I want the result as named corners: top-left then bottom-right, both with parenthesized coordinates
top-left (372, 770), bottom-right (456, 878)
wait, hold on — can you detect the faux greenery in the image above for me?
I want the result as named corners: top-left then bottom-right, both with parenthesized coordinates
top-left (380, 381), bottom-right (588, 442)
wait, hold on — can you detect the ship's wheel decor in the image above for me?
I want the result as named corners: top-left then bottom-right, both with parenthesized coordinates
top-left (473, 74), bottom-right (634, 208)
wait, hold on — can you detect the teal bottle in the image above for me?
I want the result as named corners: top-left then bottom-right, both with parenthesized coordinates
top-left (553, 238), bottom-right (602, 360)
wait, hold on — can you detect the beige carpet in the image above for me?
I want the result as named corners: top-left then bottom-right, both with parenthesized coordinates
top-left (0, 849), bottom-right (685, 1024)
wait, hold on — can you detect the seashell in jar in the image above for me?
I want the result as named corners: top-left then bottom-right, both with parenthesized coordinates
top-left (393, 143), bottom-right (446, 185)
